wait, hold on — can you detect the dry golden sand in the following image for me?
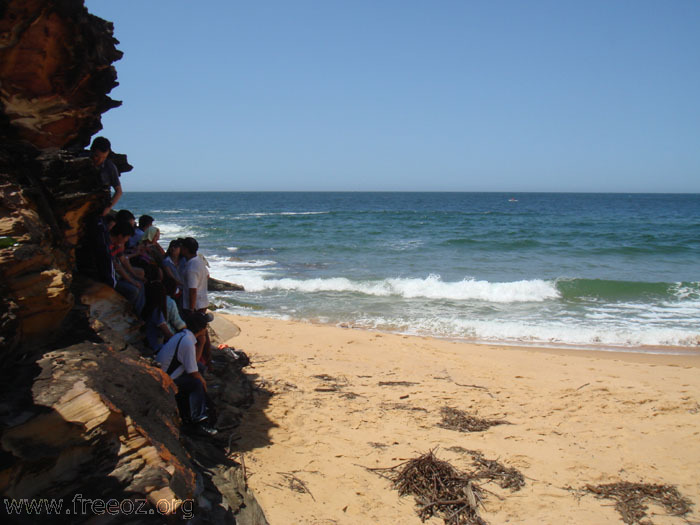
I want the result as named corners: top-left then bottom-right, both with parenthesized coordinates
top-left (218, 314), bottom-right (700, 525)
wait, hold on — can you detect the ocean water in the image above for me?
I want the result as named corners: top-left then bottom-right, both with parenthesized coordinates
top-left (119, 192), bottom-right (700, 353)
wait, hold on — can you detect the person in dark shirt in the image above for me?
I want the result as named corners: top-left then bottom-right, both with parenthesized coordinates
top-left (90, 136), bottom-right (122, 216)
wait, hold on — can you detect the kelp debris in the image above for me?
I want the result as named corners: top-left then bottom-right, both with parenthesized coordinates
top-left (438, 406), bottom-right (510, 433)
top-left (469, 451), bottom-right (524, 491)
top-left (312, 374), bottom-right (338, 382)
top-left (378, 381), bottom-right (418, 387)
top-left (380, 402), bottom-right (428, 412)
top-left (312, 374), bottom-right (349, 393)
top-left (371, 450), bottom-right (487, 525)
top-left (584, 482), bottom-right (693, 524)
top-left (445, 448), bottom-right (524, 491)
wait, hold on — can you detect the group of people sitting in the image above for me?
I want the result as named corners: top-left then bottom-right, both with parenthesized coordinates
top-left (86, 210), bottom-right (218, 435)
top-left (83, 136), bottom-right (218, 436)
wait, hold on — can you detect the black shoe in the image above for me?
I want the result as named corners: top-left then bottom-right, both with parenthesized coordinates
top-left (194, 418), bottom-right (218, 436)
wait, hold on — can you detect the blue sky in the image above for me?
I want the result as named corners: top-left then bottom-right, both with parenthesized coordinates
top-left (85, 0), bottom-right (700, 192)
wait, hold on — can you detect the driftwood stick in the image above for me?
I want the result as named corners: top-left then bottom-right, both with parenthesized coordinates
top-left (445, 503), bottom-right (471, 522)
top-left (240, 452), bottom-right (247, 487)
top-left (419, 497), bottom-right (470, 508)
top-left (454, 382), bottom-right (489, 390)
top-left (227, 432), bottom-right (237, 456)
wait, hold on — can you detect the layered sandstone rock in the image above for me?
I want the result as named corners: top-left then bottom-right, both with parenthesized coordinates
top-left (0, 2), bottom-right (266, 522)
top-left (0, 0), bottom-right (122, 149)
top-left (0, 343), bottom-right (195, 512)
top-left (0, 148), bottom-right (104, 354)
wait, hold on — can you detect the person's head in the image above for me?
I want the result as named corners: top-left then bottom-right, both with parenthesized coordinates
top-left (180, 237), bottom-right (198, 259)
top-left (183, 310), bottom-right (209, 336)
top-left (109, 221), bottom-right (134, 247)
top-left (90, 137), bottom-right (111, 166)
top-left (115, 209), bottom-right (135, 227)
top-left (103, 215), bottom-right (116, 231)
top-left (138, 215), bottom-right (154, 230)
top-left (166, 239), bottom-right (181, 258)
top-left (163, 276), bottom-right (179, 298)
top-left (141, 226), bottom-right (160, 244)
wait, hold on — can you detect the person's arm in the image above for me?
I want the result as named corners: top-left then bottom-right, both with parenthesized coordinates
top-left (118, 254), bottom-right (144, 282)
top-left (158, 322), bottom-right (174, 342)
top-left (103, 184), bottom-right (122, 216)
top-left (181, 333), bottom-right (207, 391)
top-left (195, 332), bottom-right (207, 362)
top-left (187, 287), bottom-right (197, 312)
top-left (190, 370), bottom-right (207, 392)
top-left (114, 258), bottom-right (140, 287)
top-left (166, 267), bottom-right (183, 286)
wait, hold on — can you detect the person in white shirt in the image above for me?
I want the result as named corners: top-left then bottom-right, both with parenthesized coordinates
top-left (155, 311), bottom-right (216, 436)
top-left (181, 237), bottom-right (213, 369)
top-left (181, 237), bottom-right (209, 313)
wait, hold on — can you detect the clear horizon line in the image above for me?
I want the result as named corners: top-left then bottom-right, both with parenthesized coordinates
top-left (122, 190), bottom-right (700, 195)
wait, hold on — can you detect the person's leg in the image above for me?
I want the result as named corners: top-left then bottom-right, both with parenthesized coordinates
top-left (133, 284), bottom-right (145, 315)
top-left (195, 309), bottom-right (212, 367)
top-left (115, 279), bottom-right (138, 303)
top-left (174, 374), bottom-right (207, 422)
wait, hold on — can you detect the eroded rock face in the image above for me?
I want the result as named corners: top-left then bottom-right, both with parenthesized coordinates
top-left (0, 0), bottom-right (122, 149)
top-left (0, 2), bottom-right (267, 522)
top-left (0, 147), bottom-right (105, 357)
top-left (76, 278), bottom-right (144, 350)
top-left (0, 342), bottom-right (196, 516)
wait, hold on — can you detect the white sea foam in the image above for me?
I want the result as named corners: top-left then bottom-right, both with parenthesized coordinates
top-left (207, 254), bottom-right (277, 286)
top-left (670, 282), bottom-right (700, 300)
top-left (238, 211), bottom-right (329, 218)
top-left (156, 222), bottom-right (197, 240)
top-left (353, 315), bottom-right (699, 350)
top-left (387, 239), bottom-right (424, 251)
top-left (226, 247), bottom-right (239, 252)
top-left (223, 274), bottom-right (559, 303)
top-left (207, 254), bottom-right (276, 268)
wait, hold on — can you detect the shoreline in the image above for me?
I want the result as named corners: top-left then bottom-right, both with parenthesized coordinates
top-left (219, 313), bottom-right (700, 524)
top-left (218, 311), bottom-right (700, 363)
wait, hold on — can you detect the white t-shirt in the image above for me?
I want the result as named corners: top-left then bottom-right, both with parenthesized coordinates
top-left (184, 254), bottom-right (209, 310)
top-left (155, 330), bottom-right (198, 380)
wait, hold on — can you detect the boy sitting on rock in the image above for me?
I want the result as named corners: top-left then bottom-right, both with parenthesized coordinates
top-left (155, 311), bottom-right (217, 436)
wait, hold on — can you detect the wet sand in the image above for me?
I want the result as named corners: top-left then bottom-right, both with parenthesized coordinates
top-left (217, 314), bottom-right (700, 524)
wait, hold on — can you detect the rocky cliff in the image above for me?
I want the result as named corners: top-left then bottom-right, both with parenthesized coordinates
top-left (0, 2), bottom-right (266, 522)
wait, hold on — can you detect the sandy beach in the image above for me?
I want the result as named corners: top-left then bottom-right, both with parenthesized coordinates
top-left (218, 314), bottom-right (700, 525)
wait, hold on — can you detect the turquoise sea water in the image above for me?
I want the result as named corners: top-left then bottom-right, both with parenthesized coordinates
top-left (120, 192), bottom-right (700, 353)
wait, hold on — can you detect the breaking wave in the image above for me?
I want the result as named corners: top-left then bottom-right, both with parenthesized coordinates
top-left (224, 273), bottom-right (560, 303)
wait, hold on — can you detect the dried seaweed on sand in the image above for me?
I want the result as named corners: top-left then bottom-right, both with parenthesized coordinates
top-left (445, 447), bottom-right (524, 491)
top-left (468, 451), bottom-right (524, 491)
top-left (584, 482), bottom-right (693, 524)
top-left (438, 406), bottom-right (510, 433)
top-left (312, 374), bottom-right (349, 393)
top-left (370, 450), bottom-right (487, 525)
top-left (380, 402), bottom-right (428, 412)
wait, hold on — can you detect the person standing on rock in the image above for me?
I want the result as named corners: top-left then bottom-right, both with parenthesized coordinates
top-left (181, 237), bottom-right (209, 314)
top-left (181, 237), bottom-right (212, 368)
top-left (90, 136), bottom-right (122, 216)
